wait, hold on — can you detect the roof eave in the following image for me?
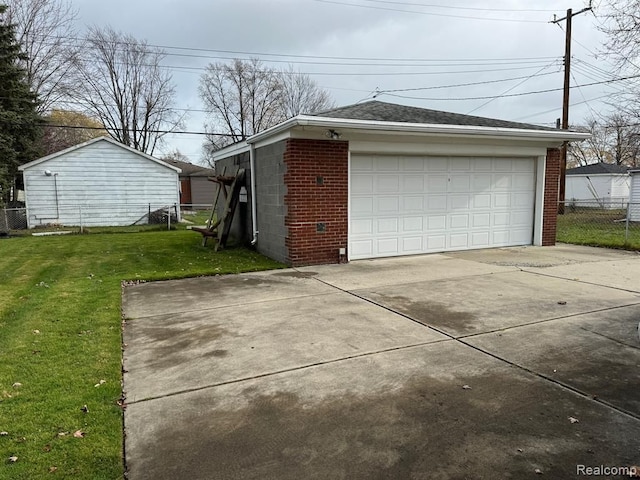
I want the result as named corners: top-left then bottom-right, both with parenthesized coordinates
top-left (246, 115), bottom-right (589, 144)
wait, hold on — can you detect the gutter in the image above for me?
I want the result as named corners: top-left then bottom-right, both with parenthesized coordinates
top-left (245, 115), bottom-right (590, 144)
top-left (249, 144), bottom-right (258, 245)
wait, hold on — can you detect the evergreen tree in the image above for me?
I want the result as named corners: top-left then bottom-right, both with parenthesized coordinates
top-left (0, 4), bottom-right (41, 206)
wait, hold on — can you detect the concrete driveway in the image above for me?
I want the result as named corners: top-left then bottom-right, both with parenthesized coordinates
top-left (122, 245), bottom-right (640, 479)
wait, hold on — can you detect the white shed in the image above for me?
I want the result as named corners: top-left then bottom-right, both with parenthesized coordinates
top-left (630, 169), bottom-right (640, 222)
top-left (565, 162), bottom-right (629, 208)
top-left (19, 137), bottom-right (181, 228)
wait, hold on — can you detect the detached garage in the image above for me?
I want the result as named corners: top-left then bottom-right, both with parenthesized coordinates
top-left (19, 137), bottom-right (181, 228)
top-left (214, 101), bottom-right (588, 266)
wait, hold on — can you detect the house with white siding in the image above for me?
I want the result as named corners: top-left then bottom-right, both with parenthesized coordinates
top-left (630, 169), bottom-right (640, 222)
top-left (19, 136), bottom-right (181, 228)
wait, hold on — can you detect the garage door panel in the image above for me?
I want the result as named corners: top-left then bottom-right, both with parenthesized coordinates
top-left (427, 195), bottom-right (447, 210)
top-left (471, 231), bottom-right (490, 247)
top-left (377, 238), bottom-right (399, 254)
top-left (350, 155), bottom-right (535, 260)
top-left (473, 174), bottom-right (493, 190)
top-left (352, 197), bottom-right (373, 214)
top-left (351, 219), bottom-right (373, 235)
top-left (352, 175), bottom-right (374, 194)
top-left (473, 194), bottom-right (492, 208)
top-left (377, 157), bottom-right (399, 171)
top-left (402, 157), bottom-right (426, 171)
top-left (426, 235), bottom-right (446, 249)
top-left (473, 213), bottom-right (491, 228)
top-left (402, 237), bottom-right (423, 252)
top-left (450, 215), bottom-right (469, 229)
top-left (427, 175), bottom-right (448, 192)
top-left (428, 215), bottom-right (446, 230)
top-left (377, 218), bottom-right (399, 234)
top-left (377, 196), bottom-right (399, 213)
top-left (403, 176), bottom-right (424, 192)
top-left (403, 196), bottom-right (424, 211)
top-left (403, 217), bottom-right (423, 232)
top-left (427, 158), bottom-right (448, 171)
top-left (450, 175), bottom-right (471, 192)
top-left (450, 233), bottom-right (469, 248)
top-left (449, 195), bottom-right (471, 210)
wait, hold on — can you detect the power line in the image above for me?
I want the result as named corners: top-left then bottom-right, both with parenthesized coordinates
top-left (380, 73), bottom-right (640, 101)
top-left (39, 33), bottom-right (559, 65)
top-left (466, 62), bottom-right (559, 114)
top-left (346, 0), bottom-right (557, 12)
top-left (310, 0), bottom-right (549, 22)
top-left (375, 69), bottom-right (560, 94)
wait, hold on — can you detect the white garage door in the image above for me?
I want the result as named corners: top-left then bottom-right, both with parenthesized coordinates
top-left (349, 155), bottom-right (536, 260)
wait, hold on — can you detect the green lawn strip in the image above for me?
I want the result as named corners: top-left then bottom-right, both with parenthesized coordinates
top-left (0, 231), bottom-right (282, 479)
top-left (557, 212), bottom-right (640, 250)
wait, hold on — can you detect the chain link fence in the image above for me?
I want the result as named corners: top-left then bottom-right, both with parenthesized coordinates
top-left (1, 204), bottom-right (182, 233)
top-left (557, 200), bottom-right (640, 249)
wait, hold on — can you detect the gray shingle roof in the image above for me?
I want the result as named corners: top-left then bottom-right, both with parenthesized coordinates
top-left (566, 162), bottom-right (629, 175)
top-left (312, 100), bottom-right (558, 131)
top-left (163, 158), bottom-right (215, 177)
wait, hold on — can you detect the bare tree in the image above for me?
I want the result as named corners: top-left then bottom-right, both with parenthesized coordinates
top-left (199, 58), bottom-right (284, 150)
top-left (568, 118), bottom-right (611, 167)
top-left (73, 26), bottom-right (183, 155)
top-left (278, 65), bottom-right (335, 117)
top-left (4, 0), bottom-right (79, 113)
top-left (568, 112), bottom-right (640, 167)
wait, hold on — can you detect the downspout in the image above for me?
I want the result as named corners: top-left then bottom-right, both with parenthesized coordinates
top-left (249, 143), bottom-right (258, 245)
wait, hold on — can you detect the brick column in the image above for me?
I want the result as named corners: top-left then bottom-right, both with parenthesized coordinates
top-left (542, 147), bottom-right (561, 246)
top-left (283, 139), bottom-right (349, 266)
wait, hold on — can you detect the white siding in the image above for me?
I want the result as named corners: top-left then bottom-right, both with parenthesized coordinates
top-left (566, 174), bottom-right (630, 207)
top-left (630, 173), bottom-right (640, 222)
top-left (23, 140), bottom-right (180, 227)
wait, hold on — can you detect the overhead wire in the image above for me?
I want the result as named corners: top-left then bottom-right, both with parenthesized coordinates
top-left (309, 0), bottom-right (549, 23)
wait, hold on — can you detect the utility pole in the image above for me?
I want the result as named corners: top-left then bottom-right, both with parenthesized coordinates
top-left (552, 2), bottom-right (592, 213)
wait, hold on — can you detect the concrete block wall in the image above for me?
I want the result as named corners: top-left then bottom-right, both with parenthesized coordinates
top-left (254, 141), bottom-right (288, 264)
top-left (283, 138), bottom-right (349, 266)
top-left (542, 147), bottom-right (561, 246)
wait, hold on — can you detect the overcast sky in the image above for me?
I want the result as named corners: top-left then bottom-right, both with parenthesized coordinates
top-left (71, 0), bottom-right (613, 164)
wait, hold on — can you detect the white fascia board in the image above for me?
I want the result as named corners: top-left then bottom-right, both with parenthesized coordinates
top-left (211, 142), bottom-right (251, 161)
top-left (245, 115), bottom-right (590, 145)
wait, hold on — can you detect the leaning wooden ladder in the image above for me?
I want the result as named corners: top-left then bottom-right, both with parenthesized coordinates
top-left (192, 167), bottom-right (246, 250)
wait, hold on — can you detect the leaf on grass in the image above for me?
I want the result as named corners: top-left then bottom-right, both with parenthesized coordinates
top-left (33, 329), bottom-right (40, 334)
top-left (57, 432), bottom-right (69, 437)
top-left (0, 431), bottom-right (8, 436)
top-left (43, 444), bottom-right (51, 452)
top-left (80, 405), bottom-right (88, 413)
top-left (8, 456), bottom-right (18, 463)
top-left (94, 380), bottom-right (106, 387)
top-left (73, 430), bottom-right (84, 438)
top-left (11, 383), bottom-right (22, 389)
top-left (49, 466), bottom-right (57, 473)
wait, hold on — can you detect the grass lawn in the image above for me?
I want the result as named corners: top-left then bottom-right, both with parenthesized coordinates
top-left (556, 209), bottom-right (640, 250)
top-left (0, 230), bottom-right (282, 479)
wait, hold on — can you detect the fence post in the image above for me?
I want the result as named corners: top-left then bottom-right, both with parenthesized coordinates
top-left (79, 206), bottom-right (83, 234)
top-left (167, 207), bottom-right (171, 230)
top-left (625, 201), bottom-right (630, 243)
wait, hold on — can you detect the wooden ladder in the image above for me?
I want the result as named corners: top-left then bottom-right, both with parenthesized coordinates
top-left (192, 168), bottom-right (245, 251)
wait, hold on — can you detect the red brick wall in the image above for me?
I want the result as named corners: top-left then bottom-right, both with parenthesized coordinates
top-left (542, 147), bottom-right (561, 246)
top-left (283, 139), bottom-right (349, 266)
